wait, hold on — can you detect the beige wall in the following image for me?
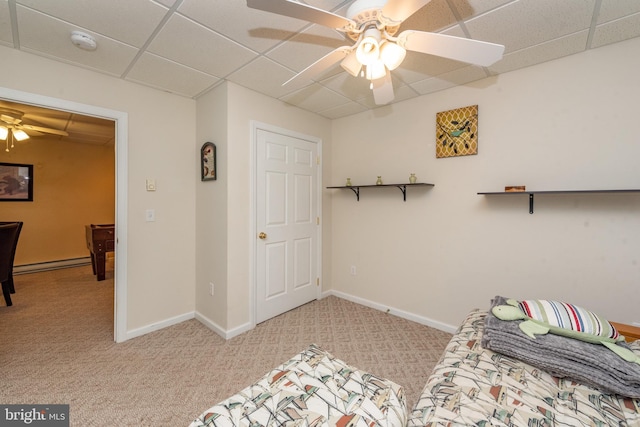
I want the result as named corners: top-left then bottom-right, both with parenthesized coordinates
top-left (0, 45), bottom-right (196, 334)
top-left (1, 136), bottom-right (114, 265)
top-left (330, 36), bottom-right (640, 329)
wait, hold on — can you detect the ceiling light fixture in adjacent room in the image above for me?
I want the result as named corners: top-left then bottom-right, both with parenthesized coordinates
top-left (0, 126), bottom-right (29, 152)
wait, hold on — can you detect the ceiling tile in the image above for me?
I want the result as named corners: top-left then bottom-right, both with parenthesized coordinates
top-left (226, 57), bottom-right (301, 100)
top-left (488, 31), bottom-right (588, 74)
top-left (1, 0), bottom-right (13, 46)
top-left (390, 84), bottom-right (420, 104)
top-left (319, 72), bottom-right (376, 101)
top-left (304, 0), bottom-right (348, 13)
top-left (597, 0), bottom-right (640, 23)
top-left (126, 52), bottom-right (220, 97)
top-left (433, 65), bottom-right (491, 86)
top-left (280, 83), bottom-right (352, 113)
top-left (355, 82), bottom-right (420, 109)
top-left (17, 0), bottom-right (169, 47)
top-left (592, 12), bottom-right (640, 48)
top-left (399, 0), bottom-right (458, 33)
top-left (176, 0), bottom-right (309, 54)
top-left (410, 65), bottom-right (488, 96)
top-left (153, 0), bottom-right (179, 7)
top-left (17, 6), bottom-right (138, 76)
top-left (317, 101), bottom-right (369, 120)
top-left (463, 0), bottom-right (596, 52)
top-left (147, 13), bottom-right (257, 78)
top-left (266, 23), bottom-right (350, 73)
top-left (449, 0), bottom-right (517, 20)
top-left (392, 50), bottom-right (471, 85)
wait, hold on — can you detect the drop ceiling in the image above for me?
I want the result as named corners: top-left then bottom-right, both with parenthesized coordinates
top-left (0, 99), bottom-right (115, 147)
top-left (1, 0), bottom-right (640, 121)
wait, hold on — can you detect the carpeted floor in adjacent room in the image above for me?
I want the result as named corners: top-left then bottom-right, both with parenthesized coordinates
top-left (0, 266), bottom-right (452, 426)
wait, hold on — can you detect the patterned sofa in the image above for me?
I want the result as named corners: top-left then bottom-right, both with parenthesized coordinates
top-left (190, 310), bottom-right (640, 426)
top-left (408, 309), bottom-right (640, 426)
top-left (189, 344), bottom-right (406, 427)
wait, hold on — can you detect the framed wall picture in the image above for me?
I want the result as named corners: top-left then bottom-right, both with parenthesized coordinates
top-left (0, 162), bottom-right (33, 201)
top-left (436, 105), bottom-right (478, 158)
top-left (201, 142), bottom-right (216, 181)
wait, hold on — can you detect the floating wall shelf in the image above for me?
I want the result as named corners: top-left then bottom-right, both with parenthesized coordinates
top-left (327, 183), bottom-right (434, 201)
top-left (478, 189), bottom-right (640, 214)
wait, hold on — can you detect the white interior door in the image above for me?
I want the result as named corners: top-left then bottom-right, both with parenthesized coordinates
top-left (256, 127), bottom-right (319, 324)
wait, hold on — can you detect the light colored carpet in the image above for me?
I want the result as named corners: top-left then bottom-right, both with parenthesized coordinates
top-left (0, 266), bottom-right (452, 426)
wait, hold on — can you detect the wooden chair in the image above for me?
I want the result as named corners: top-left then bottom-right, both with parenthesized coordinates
top-left (0, 222), bottom-right (22, 306)
top-left (0, 221), bottom-right (23, 293)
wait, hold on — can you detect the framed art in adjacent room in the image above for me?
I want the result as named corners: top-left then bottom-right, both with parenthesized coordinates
top-left (0, 162), bottom-right (33, 201)
top-left (201, 142), bottom-right (216, 181)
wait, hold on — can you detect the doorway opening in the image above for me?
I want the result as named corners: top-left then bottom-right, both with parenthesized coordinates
top-left (0, 87), bottom-right (128, 342)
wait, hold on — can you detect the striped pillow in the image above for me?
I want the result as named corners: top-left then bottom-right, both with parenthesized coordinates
top-left (517, 299), bottom-right (619, 340)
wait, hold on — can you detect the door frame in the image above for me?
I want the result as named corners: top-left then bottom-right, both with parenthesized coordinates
top-left (249, 121), bottom-right (322, 327)
top-left (0, 87), bottom-right (128, 343)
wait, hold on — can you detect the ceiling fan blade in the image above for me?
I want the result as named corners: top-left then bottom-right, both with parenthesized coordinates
top-left (247, 0), bottom-right (354, 30)
top-left (381, 0), bottom-right (432, 25)
top-left (371, 71), bottom-right (394, 105)
top-left (283, 46), bottom-right (351, 86)
top-left (1, 114), bottom-right (22, 125)
top-left (19, 124), bottom-right (69, 137)
top-left (397, 30), bottom-right (505, 67)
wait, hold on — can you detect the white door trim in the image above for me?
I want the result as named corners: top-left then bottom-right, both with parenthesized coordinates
top-left (249, 121), bottom-right (322, 327)
top-left (0, 87), bottom-right (128, 343)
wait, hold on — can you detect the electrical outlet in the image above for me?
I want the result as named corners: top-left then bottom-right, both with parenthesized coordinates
top-left (209, 282), bottom-right (215, 296)
top-left (145, 209), bottom-right (155, 222)
top-left (350, 265), bottom-right (357, 276)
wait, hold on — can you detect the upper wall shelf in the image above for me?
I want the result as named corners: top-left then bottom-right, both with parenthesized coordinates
top-left (478, 189), bottom-right (640, 214)
top-left (327, 183), bottom-right (434, 201)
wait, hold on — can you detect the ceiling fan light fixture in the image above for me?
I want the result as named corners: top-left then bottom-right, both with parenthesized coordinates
top-left (13, 129), bottom-right (30, 141)
top-left (341, 50), bottom-right (362, 77)
top-left (356, 26), bottom-right (381, 66)
top-left (0, 126), bottom-right (8, 140)
top-left (380, 41), bottom-right (406, 70)
top-left (365, 60), bottom-right (386, 80)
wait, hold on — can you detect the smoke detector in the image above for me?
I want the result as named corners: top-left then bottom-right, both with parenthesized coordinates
top-left (70, 31), bottom-right (97, 51)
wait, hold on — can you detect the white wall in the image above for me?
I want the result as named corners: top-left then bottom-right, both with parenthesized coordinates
top-left (4, 34), bottom-right (638, 341)
top-left (330, 37), bottom-right (640, 330)
top-left (0, 46), bottom-right (196, 334)
top-left (195, 84), bottom-right (228, 330)
top-left (195, 82), bottom-right (332, 336)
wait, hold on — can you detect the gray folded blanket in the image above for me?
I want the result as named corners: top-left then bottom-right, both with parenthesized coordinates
top-left (481, 295), bottom-right (640, 398)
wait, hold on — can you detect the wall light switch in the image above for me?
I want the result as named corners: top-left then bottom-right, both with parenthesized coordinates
top-left (146, 179), bottom-right (156, 191)
top-left (145, 209), bottom-right (155, 222)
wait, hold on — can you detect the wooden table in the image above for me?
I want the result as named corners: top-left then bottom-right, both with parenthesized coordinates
top-left (85, 224), bottom-right (114, 281)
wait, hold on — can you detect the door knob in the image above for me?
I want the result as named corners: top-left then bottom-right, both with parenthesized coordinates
top-left (258, 232), bottom-right (267, 240)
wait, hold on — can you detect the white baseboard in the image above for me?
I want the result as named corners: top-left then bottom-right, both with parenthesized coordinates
top-left (195, 311), bottom-right (254, 340)
top-left (125, 312), bottom-right (195, 341)
top-left (124, 291), bottom-right (456, 343)
top-left (323, 289), bottom-right (458, 334)
top-left (14, 257), bottom-right (92, 274)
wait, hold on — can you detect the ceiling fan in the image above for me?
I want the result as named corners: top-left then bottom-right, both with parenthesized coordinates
top-left (1, 108), bottom-right (69, 152)
top-left (247, 0), bottom-right (505, 105)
